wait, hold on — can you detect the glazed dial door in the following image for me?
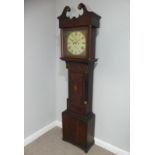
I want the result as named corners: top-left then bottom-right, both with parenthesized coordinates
top-left (62, 28), bottom-right (88, 58)
top-left (67, 31), bottom-right (86, 55)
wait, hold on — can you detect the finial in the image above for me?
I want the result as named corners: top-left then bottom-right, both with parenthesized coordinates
top-left (78, 3), bottom-right (88, 14)
top-left (58, 6), bottom-right (71, 19)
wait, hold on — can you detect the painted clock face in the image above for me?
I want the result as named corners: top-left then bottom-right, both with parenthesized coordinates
top-left (67, 31), bottom-right (86, 55)
top-left (62, 28), bottom-right (88, 58)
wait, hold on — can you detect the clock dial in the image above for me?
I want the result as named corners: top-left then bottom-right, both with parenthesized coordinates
top-left (67, 31), bottom-right (86, 55)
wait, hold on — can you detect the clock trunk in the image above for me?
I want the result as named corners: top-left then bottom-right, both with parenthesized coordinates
top-left (66, 62), bottom-right (94, 115)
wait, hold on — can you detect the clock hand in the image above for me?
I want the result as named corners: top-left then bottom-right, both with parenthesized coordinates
top-left (70, 38), bottom-right (76, 44)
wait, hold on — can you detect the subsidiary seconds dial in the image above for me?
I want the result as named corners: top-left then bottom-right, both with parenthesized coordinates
top-left (67, 31), bottom-right (86, 55)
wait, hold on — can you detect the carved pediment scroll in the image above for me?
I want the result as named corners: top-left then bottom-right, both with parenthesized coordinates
top-left (58, 3), bottom-right (101, 28)
top-left (57, 5), bottom-right (71, 19)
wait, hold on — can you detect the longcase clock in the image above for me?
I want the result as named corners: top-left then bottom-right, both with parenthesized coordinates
top-left (57, 3), bottom-right (101, 153)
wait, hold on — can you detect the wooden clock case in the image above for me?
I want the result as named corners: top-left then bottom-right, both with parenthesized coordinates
top-left (58, 3), bottom-right (101, 153)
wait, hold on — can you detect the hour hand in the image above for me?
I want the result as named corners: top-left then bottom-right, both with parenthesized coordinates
top-left (70, 38), bottom-right (75, 42)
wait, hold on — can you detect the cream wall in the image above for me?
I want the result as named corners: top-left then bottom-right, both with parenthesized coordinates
top-left (55, 0), bottom-right (130, 152)
top-left (24, 0), bottom-right (56, 138)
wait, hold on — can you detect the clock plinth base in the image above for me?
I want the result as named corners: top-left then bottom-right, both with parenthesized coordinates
top-left (62, 110), bottom-right (95, 153)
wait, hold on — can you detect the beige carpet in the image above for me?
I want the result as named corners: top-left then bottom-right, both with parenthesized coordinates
top-left (25, 127), bottom-right (115, 155)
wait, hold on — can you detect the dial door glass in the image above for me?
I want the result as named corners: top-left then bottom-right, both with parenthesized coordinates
top-left (67, 31), bottom-right (86, 55)
top-left (63, 28), bottom-right (88, 58)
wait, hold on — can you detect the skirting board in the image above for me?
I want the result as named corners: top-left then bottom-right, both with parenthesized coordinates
top-left (94, 138), bottom-right (129, 155)
top-left (24, 120), bottom-right (129, 155)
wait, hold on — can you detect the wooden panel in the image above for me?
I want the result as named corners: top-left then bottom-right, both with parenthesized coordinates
top-left (69, 71), bottom-right (83, 103)
top-left (62, 110), bottom-right (95, 152)
top-left (68, 70), bottom-right (89, 115)
top-left (63, 113), bottom-right (77, 142)
top-left (76, 119), bottom-right (86, 147)
top-left (67, 62), bottom-right (89, 73)
top-left (87, 113), bottom-right (95, 146)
